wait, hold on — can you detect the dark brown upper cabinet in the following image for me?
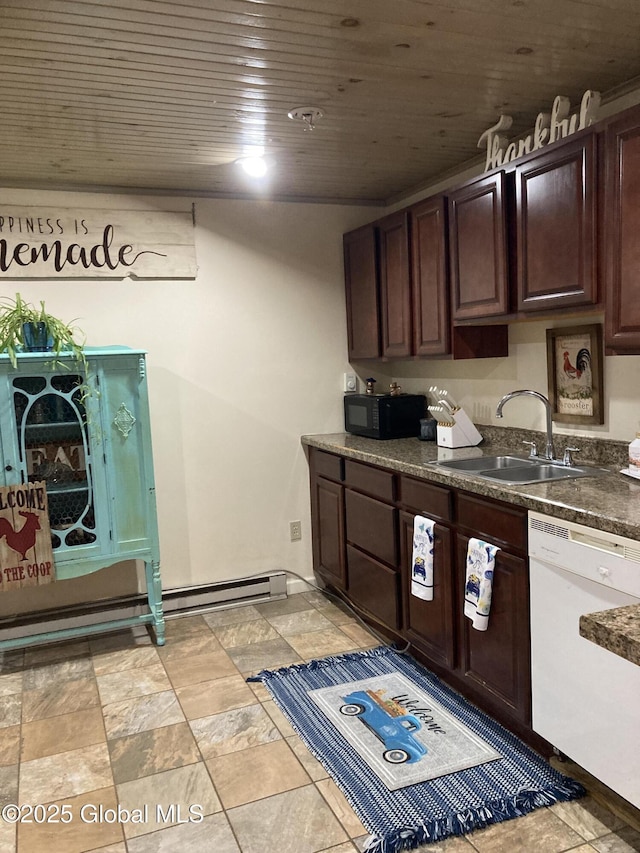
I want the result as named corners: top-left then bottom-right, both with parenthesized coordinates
top-left (448, 171), bottom-right (511, 321)
top-left (409, 196), bottom-right (450, 356)
top-left (343, 199), bottom-right (507, 361)
top-left (344, 223), bottom-right (381, 360)
top-left (343, 212), bottom-right (412, 360)
top-left (378, 210), bottom-right (412, 358)
top-left (603, 104), bottom-right (640, 353)
top-left (515, 131), bottom-right (598, 313)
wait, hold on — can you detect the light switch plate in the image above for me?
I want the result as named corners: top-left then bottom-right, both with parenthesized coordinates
top-left (344, 372), bottom-right (357, 393)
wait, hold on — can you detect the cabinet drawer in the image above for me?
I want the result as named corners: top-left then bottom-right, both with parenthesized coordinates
top-left (313, 449), bottom-right (343, 482)
top-left (344, 459), bottom-right (395, 501)
top-left (457, 493), bottom-right (527, 552)
top-left (399, 476), bottom-right (452, 523)
top-left (347, 545), bottom-right (400, 629)
top-left (345, 489), bottom-right (397, 566)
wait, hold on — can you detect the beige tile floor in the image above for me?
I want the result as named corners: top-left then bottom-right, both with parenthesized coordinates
top-left (0, 590), bottom-right (639, 853)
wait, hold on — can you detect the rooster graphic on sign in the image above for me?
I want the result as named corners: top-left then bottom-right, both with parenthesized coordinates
top-left (563, 347), bottom-right (591, 380)
top-left (556, 338), bottom-right (594, 417)
top-left (0, 512), bottom-right (41, 560)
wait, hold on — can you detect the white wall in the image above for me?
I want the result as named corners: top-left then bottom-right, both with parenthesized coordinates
top-left (354, 317), bottom-right (640, 443)
top-left (0, 187), bottom-right (382, 616)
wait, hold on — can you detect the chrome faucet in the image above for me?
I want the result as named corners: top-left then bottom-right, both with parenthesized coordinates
top-left (495, 390), bottom-right (556, 461)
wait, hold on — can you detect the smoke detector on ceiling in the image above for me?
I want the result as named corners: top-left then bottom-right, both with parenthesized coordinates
top-left (287, 107), bottom-right (324, 131)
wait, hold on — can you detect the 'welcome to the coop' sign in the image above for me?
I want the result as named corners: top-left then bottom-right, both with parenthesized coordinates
top-left (0, 482), bottom-right (55, 592)
top-left (0, 207), bottom-right (197, 279)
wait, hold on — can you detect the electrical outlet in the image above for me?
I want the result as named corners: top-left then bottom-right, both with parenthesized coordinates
top-left (289, 520), bottom-right (302, 541)
top-left (344, 372), bottom-right (357, 393)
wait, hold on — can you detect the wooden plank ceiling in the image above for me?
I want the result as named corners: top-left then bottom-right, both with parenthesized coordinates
top-left (1, 0), bottom-right (640, 204)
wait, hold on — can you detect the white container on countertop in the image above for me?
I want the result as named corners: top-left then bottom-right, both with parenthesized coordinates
top-left (628, 432), bottom-right (640, 478)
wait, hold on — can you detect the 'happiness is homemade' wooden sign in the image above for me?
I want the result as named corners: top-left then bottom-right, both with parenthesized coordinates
top-left (0, 207), bottom-right (197, 279)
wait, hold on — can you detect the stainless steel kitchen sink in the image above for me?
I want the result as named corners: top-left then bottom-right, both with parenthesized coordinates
top-left (432, 455), bottom-right (538, 472)
top-left (479, 464), bottom-right (599, 484)
top-left (431, 455), bottom-right (606, 485)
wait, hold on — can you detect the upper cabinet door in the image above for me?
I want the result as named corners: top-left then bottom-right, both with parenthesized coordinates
top-left (604, 106), bottom-right (640, 353)
top-left (344, 223), bottom-right (380, 360)
top-left (378, 210), bottom-right (412, 358)
top-left (409, 196), bottom-right (450, 356)
top-left (516, 132), bottom-right (598, 313)
top-left (448, 172), bottom-right (510, 320)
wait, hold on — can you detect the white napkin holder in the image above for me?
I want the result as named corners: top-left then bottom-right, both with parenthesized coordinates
top-left (436, 408), bottom-right (483, 448)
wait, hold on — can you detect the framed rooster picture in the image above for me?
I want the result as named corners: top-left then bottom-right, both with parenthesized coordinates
top-left (546, 324), bottom-right (604, 425)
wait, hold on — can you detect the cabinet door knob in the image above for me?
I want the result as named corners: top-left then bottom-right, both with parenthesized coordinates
top-left (5, 465), bottom-right (12, 472)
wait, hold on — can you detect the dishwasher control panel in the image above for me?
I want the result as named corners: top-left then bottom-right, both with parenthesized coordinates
top-left (528, 511), bottom-right (640, 598)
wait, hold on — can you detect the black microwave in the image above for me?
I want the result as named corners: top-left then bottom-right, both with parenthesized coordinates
top-left (344, 393), bottom-right (426, 439)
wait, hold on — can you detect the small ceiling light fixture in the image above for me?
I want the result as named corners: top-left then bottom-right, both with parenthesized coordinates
top-left (236, 144), bottom-right (269, 178)
top-left (287, 106), bottom-right (324, 132)
top-left (237, 156), bottom-right (268, 177)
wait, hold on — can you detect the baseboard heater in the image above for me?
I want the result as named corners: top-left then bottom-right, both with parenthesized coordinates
top-left (0, 571), bottom-right (288, 643)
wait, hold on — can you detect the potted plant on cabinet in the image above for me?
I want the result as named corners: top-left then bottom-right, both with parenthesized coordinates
top-left (0, 293), bottom-right (87, 369)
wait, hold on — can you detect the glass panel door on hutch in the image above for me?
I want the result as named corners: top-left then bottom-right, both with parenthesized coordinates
top-left (0, 346), bottom-right (165, 650)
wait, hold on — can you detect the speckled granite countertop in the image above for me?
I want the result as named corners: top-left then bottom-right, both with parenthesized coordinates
top-left (301, 427), bottom-right (640, 666)
top-left (579, 606), bottom-right (640, 667)
top-left (301, 428), bottom-right (639, 538)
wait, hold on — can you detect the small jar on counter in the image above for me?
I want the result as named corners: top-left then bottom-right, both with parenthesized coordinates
top-left (419, 417), bottom-right (437, 441)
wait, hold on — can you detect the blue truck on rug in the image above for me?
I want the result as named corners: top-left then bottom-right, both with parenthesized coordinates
top-left (340, 689), bottom-right (427, 765)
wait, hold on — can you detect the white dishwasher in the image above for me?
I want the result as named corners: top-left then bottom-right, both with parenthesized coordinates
top-left (528, 510), bottom-right (640, 808)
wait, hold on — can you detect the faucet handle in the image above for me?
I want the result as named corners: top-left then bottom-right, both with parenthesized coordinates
top-left (562, 447), bottom-right (580, 466)
top-left (522, 440), bottom-right (538, 458)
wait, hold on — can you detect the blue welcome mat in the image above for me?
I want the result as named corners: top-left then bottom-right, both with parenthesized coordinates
top-left (306, 670), bottom-right (502, 791)
top-left (249, 646), bottom-right (585, 853)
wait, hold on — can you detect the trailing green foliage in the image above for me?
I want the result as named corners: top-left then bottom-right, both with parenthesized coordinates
top-left (0, 293), bottom-right (87, 369)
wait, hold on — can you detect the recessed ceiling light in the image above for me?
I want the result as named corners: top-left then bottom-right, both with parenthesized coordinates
top-left (237, 156), bottom-right (268, 177)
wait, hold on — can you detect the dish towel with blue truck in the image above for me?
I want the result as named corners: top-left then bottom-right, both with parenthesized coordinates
top-left (411, 515), bottom-right (435, 600)
top-left (464, 537), bottom-right (500, 631)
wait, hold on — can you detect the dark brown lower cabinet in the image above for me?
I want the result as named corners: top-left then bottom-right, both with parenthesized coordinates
top-left (308, 448), bottom-right (533, 736)
top-left (309, 450), bottom-right (346, 590)
top-left (455, 535), bottom-right (531, 725)
top-left (346, 544), bottom-right (400, 630)
top-left (345, 489), bottom-right (397, 567)
top-left (314, 477), bottom-right (346, 589)
top-left (343, 467), bottom-right (400, 629)
top-left (453, 491), bottom-right (531, 726)
top-left (399, 511), bottom-right (455, 669)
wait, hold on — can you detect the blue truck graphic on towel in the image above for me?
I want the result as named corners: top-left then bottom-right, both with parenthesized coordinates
top-left (339, 689), bottom-right (427, 764)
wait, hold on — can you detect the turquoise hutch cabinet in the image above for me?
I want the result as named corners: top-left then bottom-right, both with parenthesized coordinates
top-left (0, 346), bottom-right (165, 649)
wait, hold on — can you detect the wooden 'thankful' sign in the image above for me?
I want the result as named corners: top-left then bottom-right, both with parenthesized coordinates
top-left (0, 482), bottom-right (55, 592)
